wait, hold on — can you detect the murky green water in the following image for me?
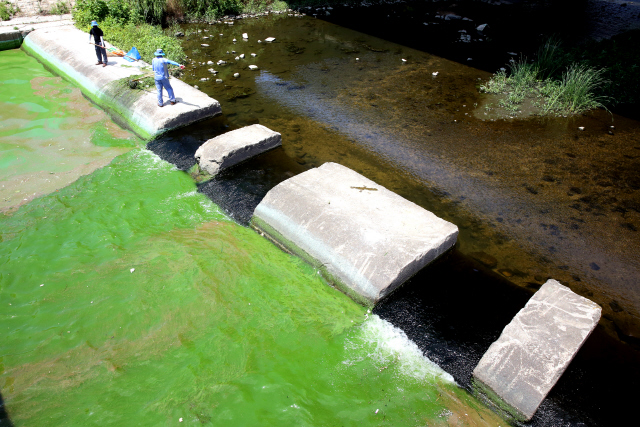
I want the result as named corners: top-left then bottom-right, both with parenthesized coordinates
top-left (0, 50), bottom-right (138, 214)
top-left (0, 49), bottom-right (504, 426)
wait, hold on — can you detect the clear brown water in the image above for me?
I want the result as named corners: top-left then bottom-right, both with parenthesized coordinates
top-left (175, 10), bottom-right (640, 345)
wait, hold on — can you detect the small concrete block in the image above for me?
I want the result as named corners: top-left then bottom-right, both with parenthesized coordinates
top-left (472, 279), bottom-right (601, 421)
top-left (195, 124), bottom-right (281, 176)
top-left (251, 162), bottom-right (458, 306)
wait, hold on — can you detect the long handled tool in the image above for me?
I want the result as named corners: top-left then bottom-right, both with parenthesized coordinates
top-left (89, 42), bottom-right (139, 62)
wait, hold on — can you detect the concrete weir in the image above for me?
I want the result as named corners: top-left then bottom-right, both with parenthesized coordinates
top-left (0, 31), bottom-right (23, 51)
top-left (21, 26), bottom-right (221, 140)
top-left (472, 279), bottom-right (601, 421)
top-left (251, 162), bottom-right (459, 306)
top-left (195, 124), bottom-right (282, 177)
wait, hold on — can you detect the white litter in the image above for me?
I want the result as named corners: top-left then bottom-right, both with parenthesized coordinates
top-left (265, 37), bottom-right (276, 42)
top-left (130, 268), bottom-right (135, 273)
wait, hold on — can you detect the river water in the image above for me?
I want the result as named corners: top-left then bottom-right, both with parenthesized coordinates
top-left (0, 49), bottom-right (506, 425)
top-left (1, 7), bottom-right (639, 427)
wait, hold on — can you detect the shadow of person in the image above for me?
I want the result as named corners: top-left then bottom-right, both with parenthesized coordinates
top-left (174, 98), bottom-right (200, 108)
top-left (0, 391), bottom-right (14, 427)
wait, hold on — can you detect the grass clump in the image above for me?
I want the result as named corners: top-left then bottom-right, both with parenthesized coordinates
top-left (480, 40), bottom-right (610, 116)
top-left (542, 65), bottom-right (609, 114)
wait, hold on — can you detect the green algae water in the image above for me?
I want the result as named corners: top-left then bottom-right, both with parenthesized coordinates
top-left (0, 49), bottom-right (505, 426)
top-left (0, 49), bottom-right (138, 213)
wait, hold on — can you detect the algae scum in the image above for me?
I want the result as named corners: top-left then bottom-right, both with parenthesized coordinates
top-left (0, 50), bottom-right (505, 425)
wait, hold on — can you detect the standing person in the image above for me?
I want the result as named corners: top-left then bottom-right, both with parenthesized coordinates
top-left (89, 20), bottom-right (107, 67)
top-left (152, 49), bottom-right (185, 107)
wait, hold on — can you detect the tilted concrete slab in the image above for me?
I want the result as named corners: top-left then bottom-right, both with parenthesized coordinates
top-left (472, 279), bottom-right (601, 421)
top-left (251, 162), bottom-right (459, 306)
top-left (21, 25), bottom-right (221, 140)
top-left (195, 124), bottom-right (281, 176)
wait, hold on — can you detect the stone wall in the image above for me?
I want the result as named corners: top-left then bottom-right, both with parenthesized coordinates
top-left (9, 0), bottom-right (76, 17)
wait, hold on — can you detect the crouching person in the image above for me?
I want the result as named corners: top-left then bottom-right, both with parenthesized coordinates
top-left (152, 49), bottom-right (185, 107)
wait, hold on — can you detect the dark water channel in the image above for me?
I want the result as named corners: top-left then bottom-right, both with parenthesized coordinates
top-left (147, 7), bottom-right (640, 426)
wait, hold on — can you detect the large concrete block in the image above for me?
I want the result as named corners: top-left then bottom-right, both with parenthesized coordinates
top-left (195, 124), bottom-right (281, 176)
top-left (472, 279), bottom-right (601, 421)
top-left (251, 162), bottom-right (458, 306)
top-left (21, 26), bottom-right (221, 140)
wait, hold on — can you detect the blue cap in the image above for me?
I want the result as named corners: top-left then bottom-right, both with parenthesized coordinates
top-left (154, 49), bottom-right (165, 57)
top-left (91, 20), bottom-right (98, 27)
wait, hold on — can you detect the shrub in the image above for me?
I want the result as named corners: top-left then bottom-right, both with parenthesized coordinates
top-left (73, 0), bottom-right (109, 27)
top-left (50, 1), bottom-right (71, 15)
top-left (0, 0), bottom-right (20, 21)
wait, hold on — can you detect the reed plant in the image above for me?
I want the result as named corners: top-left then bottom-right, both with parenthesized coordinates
top-left (542, 64), bottom-right (610, 114)
top-left (480, 40), bottom-right (612, 116)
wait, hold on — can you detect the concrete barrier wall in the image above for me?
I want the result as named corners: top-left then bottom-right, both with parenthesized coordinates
top-left (252, 162), bottom-right (459, 306)
top-left (22, 26), bottom-right (221, 140)
top-left (0, 31), bottom-right (22, 51)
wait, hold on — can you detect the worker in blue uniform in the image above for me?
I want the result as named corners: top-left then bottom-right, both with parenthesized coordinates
top-left (152, 49), bottom-right (185, 107)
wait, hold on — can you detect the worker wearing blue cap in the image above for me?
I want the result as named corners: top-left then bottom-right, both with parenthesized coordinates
top-left (152, 49), bottom-right (185, 107)
top-left (89, 20), bottom-right (107, 67)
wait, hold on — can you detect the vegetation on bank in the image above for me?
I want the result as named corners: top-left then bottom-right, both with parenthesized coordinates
top-left (72, 0), bottom-right (292, 65)
top-left (481, 31), bottom-right (640, 117)
top-left (0, 0), bottom-right (20, 21)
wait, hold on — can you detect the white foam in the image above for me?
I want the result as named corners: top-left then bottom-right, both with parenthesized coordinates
top-left (345, 315), bottom-right (455, 384)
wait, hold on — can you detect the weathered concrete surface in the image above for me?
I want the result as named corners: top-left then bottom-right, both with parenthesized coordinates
top-left (21, 25), bottom-right (221, 140)
top-left (195, 124), bottom-right (281, 176)
top-left (472, 279), bottom-right (601, 421)
top-left (0, 31), bottom-right (22, 51)
top-left (251, 162), bottom-right (459, 306)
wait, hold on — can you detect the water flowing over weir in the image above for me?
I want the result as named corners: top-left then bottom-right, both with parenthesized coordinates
top-left (2, 7), bottom-right (640, 427)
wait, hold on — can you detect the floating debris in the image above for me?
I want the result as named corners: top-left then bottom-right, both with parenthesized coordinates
top-left (248, 65), bottom-right (259, 70)
top-left (234, 73), bottom-right (240, 78)
top-left (130, 268), bottom-right (135, 273)
top-left (265, 37), bottom-right (276, 42)
top-left (242, 33), bottom-right (248, 39)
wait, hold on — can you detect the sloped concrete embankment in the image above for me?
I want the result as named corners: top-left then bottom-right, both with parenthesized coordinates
top-left (22, 25), bottom-right (221, 140)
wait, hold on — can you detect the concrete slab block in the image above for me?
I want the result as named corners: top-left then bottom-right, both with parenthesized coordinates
top-left (21, 26), bottom-right (221, 140)
top-left (195, 124), bottom-right (281, 176)
top-left (472, 279), bottom-right (601, 421)
top-left (251, 162), bottom-right (458, 306)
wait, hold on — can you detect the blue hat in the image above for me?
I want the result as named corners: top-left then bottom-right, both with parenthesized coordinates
top-left (91, 20), bottom-right (98, 27)
top-left (154, 49), bottom-right (165, 57)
